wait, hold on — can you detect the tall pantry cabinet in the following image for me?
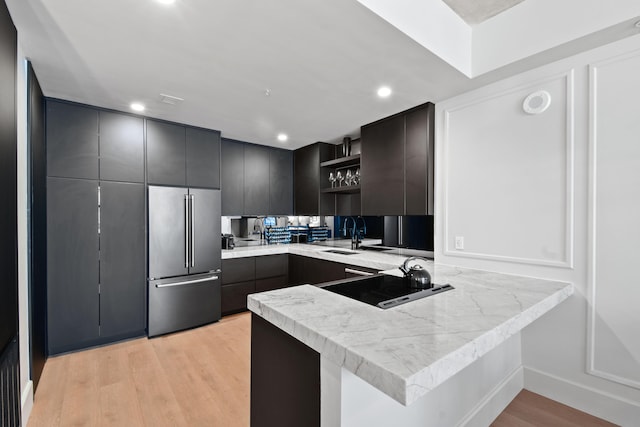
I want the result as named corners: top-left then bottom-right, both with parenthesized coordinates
top-left (46, 100), bottom-right (146, 354)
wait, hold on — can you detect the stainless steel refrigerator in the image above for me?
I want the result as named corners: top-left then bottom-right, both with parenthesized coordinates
top-left (148, 186), bottom-right (221, 337)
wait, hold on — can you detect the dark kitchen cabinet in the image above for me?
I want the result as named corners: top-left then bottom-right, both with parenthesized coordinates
top-left (146, 120), bottom-right (186, 186)
top-left (222, 139), bottom-right (293, 216)
top-left (46, 100), bottom-right (99, 180)
top-left (47, 177), bottom-right (100, 353)
top-left (147, 119), bottom-right (221, 188)
top-left (269, 149), bottom-right (294, 215)
top-left (294, 142), bottom-right (335, 215)
top-left (221, 254), bottom-right (289, 314)
top-left (405, 104), bottom-right (434, 215)
top-left (47, 177), bottom-right (146, 354)
top-left (221, 257), bottom-right (255, 315)
top-left (288, 255), bottom-right (345, 286)
top-left (187, 127), bottom-right (221, 189)
top-left (244, 144), bottom-right (271, 215)
top-left (99, 111), bottom-right (144, 183)
top-left (221, 139), bottom-right (245, 215)
top-left (99, 181), bottom-right (146, 338)
top-left (360, 102), bottom-right (434, 215)
top-left (255, 254), bottom-right (288, 292)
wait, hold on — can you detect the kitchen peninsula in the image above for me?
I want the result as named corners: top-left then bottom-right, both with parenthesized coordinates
top-left (234, 245), bottom-right (573, 427)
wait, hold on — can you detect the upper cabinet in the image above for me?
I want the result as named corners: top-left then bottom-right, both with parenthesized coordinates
top-left (221, 138), bottom-right (293, 216)
top-left (147, 119), bottom-right (221, 188)
top-left (100, 111), bottom-right (144, 183)
top-left (269, 148), bottom-right (294, 215)
top-left (294, 142), bottom-right (335, 215)
top-left (244, 144), bottom-right (270, 215)
top-left (221, 139), bottom-right (245, 215)
top-left (46, 100), bottom-right (145, 182)
top-left (186, 127), bottom-right (221, 189)
top-left (361, 102), bottom-right (434, 216)
top-left (47, 100), bottom-right (99, 180)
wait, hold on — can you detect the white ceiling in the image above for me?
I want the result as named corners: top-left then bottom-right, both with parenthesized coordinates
top-left (443, 0), bottom-right (526, 25)
top-left (6, 0), bottom-right (640, 149)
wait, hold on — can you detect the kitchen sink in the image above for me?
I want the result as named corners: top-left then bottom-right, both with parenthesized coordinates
top-left (323, 249), bottom-right (358, 256)
top-left (358, 245), bottom-right (392, 252)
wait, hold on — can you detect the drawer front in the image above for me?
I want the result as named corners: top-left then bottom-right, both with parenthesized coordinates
top-left (222, 257), bottom-right (256, 285)
top-left (255, 275), bottom-right (288, 293)
top-left (221, 280), bottom-right (255, 314)
top-left (255, 254), bottom-right (288, 279)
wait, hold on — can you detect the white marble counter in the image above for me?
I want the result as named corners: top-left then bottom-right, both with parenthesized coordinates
top-left (247, 263), bottom-right (572, 406)
top-left (222, 240), bottom-right (429, 272)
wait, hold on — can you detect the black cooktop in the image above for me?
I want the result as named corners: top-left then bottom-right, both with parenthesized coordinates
top-left (322, 274), bottom-right (454, 309)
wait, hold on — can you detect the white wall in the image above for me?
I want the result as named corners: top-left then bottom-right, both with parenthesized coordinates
top-left (436, 34), bottom-right (640, 425)
top-left (16, 42), bottom-right (33, 425)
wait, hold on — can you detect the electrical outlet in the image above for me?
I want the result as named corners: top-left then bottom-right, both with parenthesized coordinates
top-left (455, 236), bottom-right (464, 250)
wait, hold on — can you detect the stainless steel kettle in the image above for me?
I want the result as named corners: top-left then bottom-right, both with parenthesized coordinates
top-left (399, 256), bottom-right (432, 289)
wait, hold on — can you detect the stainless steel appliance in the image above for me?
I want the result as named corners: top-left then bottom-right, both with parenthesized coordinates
top-left (148, 186), bottom-right (221, 337)
top-left (222, 233), bottom-right (235, 249)
top-left (321, 274), bottom-right (453, 309)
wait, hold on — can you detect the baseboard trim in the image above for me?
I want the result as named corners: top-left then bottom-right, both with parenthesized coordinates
top-left (458, 366), bottom-right (524, 427)
top-left (524, 366), bottom-right (640, 426)
top-left (21, 379), bottom-right (33, 427)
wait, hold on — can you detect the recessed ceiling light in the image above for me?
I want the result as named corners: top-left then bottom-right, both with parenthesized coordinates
top-left (277, 133), bottom-right (288, 142)
top-left (377, 86), bottom-right (392, 98)
top-left (157, 0), bottom-right (176, 4)
top-left (130, 102), bottom-right (145, 112)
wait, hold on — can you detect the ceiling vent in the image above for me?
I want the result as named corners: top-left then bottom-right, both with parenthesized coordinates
top-left (159, 93), bottom-right (184, 105)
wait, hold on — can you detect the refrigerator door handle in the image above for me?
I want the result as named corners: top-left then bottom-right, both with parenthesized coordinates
top-left (155, 275), bottom-right (219, 288)
top-left (184, 194), bottom-right (189, 268)
top-left (190, 194), bottom-right (195, 268)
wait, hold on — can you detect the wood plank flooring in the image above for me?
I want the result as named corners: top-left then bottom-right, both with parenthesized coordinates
top-left (491, 389), bottom-right (618, 427)
top-left (28, 313), bottom-right (250, 427)
top-left (29, 312), bottom-right (617, 426)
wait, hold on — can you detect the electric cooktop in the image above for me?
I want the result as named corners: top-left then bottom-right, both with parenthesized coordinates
top-left (322, 274), bottom-right (454, 309)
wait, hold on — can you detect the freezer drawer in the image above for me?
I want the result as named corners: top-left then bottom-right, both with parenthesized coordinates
top-left (148, 272), bottom-right (221, 337)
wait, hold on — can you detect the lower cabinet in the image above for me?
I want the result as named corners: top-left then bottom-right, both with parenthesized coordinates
top-left (288, 254), bottom-right (350, 286)
top-left (47, 177), bottom-right (145, 354)
top-left (222, 254), bottom-right (289, 315)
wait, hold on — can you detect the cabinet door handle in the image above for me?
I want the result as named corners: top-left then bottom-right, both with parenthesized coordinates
top-left (190, 194), bottom-right (195, 268)
top-left (344, 268), bottom-right (374, 276)
top-left (184, 194), bottom-right (189, 268)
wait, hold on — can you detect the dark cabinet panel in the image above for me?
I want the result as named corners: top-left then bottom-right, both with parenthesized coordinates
top-left (0, 4), bottom-right (17, 356)
top-left (186, 127), bottom-right (220, 189)
top-left (47, 178), bottom-right (99, 353)
top-left (269, 149), bottom-right (293, 215)
top-left (294, 143), bottom-right (335, 215)
top-left (255, 276), bottom-right (288, 293)
top-left (361, 103), bottom-right (434, 216)
top-left (221, 280), bottom-right (255, 315)
top-left (256, 254), bottom-right (288, 279)
top-left (244, 144), bottom-right (270, 215)
top-left (99, 111), bottom-right (144, 182)
top-left (221, 139), bottom-right (245, 215)
top-left (46, 101), bottom-right (99, 179)
top-left (251, 314), bottom-right (320, 427)
top-left (222, 257), bottom-right (255, 285)
top-left (405, 105), bottom-right (433, 215)
top-left (147, 120), bottom-right (186, 185)
top-left (288, 255), bottom-right (344, 286)
top-left (99, 182), bottom-right (146, 338)
top-left (361, 114), bottom-right (405, 215)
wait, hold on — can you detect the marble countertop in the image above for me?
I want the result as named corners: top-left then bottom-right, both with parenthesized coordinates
top-left (247, 261), bottom-right (573, 406)
top-left (222, 239), bottom-right (432, 271)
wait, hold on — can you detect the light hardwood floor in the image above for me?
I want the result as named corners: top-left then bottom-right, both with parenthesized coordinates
top-left (29, 312), bottom-right (617, 426)
top-left (28, 313), bottom-right (250, 427)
